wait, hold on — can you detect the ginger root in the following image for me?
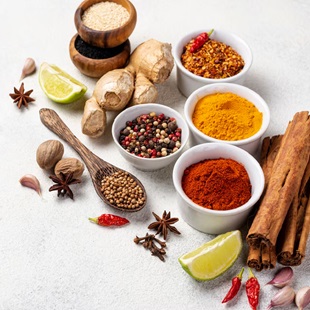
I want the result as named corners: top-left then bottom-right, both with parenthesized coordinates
top-left (129, 72), bottom-right (158, 106)
top-left (81, 97), bottom-right (107, 138)
top-left (81, 38), bottom-right (174, 138)
top-left (93, 69), bottom-right (134, 111)
top-left (128, 39), bottom-right (174, 84)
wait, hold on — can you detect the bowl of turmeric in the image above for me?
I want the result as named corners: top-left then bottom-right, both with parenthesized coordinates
top-left (184, 83), bottom-right (270, 156)
top-left (172, 143), bottom-right (265, 234)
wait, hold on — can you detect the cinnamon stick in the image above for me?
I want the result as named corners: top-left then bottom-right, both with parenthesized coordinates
top-left (247, 245), bottom-right (263, 271)
top-left (246, 111), bottom-right (310, 269)
top-left (277, 160), bottom-right (310, 265)
top-left (246, 135), bottom-right (282, 270)
top-left (260, 135), bottom-right (283, 187)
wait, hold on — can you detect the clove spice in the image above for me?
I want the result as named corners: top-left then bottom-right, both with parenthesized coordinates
top-left (134, 233), bottom-right (166, 261)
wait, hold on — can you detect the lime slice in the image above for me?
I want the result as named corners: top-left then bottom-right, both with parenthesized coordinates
top-left (178, 230), bottom-right (242, 281)
top-left (39, 62), bottom-right (87, 104)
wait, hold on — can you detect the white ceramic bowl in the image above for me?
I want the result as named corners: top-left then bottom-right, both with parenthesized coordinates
top-left (173, 29), bottom-right (253, 97)
top-left (112, 103), bottom-right (190, 171)
top-left (172, 143), bottom-right (265, 234)
top-left (184, 83), bottom-right (270, 155)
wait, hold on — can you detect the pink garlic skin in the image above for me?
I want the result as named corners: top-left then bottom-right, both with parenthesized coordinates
top-left (267, 286), bottom-right (295, 309)
top-left (266, 267), bottom-right (294, 288)
top-left (295, 286), bottom-right (310, 310)
top-left (19, 58), bottom-right (36, 81)
top-left (19, 174), bottom-right (41, 195)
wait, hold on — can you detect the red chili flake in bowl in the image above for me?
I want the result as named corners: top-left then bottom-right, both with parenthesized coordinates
top-left (181, 38), bottom-right (245, 79)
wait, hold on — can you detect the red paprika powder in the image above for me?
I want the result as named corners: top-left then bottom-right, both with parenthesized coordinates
top-left (181, 158), bottom-right (251, 210)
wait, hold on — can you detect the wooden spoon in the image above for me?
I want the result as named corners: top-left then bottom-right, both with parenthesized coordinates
top-left (39, 108), bottom-right (147, 212)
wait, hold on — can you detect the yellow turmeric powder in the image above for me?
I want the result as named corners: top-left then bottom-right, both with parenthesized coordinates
top-left (192, 92), bottom-right (263, 141)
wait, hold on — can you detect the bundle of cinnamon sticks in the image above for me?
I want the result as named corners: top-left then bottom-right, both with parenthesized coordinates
top-left (246, 111), bottom-right (310, 271)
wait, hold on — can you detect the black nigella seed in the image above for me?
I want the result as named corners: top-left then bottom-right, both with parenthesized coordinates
top-left (75, 35), bottom-right (126, 60)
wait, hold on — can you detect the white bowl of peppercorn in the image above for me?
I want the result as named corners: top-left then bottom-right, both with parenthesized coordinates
top-left (173, 29), bottom-right (253, 97)
top-left (172, 143), bottom-right (265, 235)
top-left (112, 103), bottom-right (190, 171)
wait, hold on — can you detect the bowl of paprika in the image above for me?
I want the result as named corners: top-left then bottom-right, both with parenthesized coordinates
top-left (172, 142), bottom-right (265, 234)
top-left (184, 83), bottom-right (270, 156)
top-left (173, 29), bottom-right (252, 97)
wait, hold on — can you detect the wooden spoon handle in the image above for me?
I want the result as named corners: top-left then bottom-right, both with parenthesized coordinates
top-left (39, 108), bottom-right (100, 173)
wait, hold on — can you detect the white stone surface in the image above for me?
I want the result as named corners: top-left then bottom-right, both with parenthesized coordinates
top-left (0, 0), bottom-right (309, 309)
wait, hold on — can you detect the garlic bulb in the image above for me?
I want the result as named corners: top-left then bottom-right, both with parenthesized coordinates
top-left (19, 174), bottom-right (41, 195)
top-left (267, 286), bottom-right (295, 309)
top-left (266, 267), bottom-right (294, 288)
top-left (20, 58), bottom-right (36, 81)
top-left (295, 286), bottom-right (310, 310)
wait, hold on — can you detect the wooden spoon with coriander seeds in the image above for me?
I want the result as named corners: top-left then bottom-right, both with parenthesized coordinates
top-left (39, 108), bottom-right (147, 212)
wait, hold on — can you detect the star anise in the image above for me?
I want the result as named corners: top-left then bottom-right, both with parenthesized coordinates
top-left (134, 233), bottom-right (166, 261)
top-left (9, 82), bottom-right (35, 109)
top-left (49, 172), bottom-right (81, 199)
top-left (148, 210), bottom-right (181, 240)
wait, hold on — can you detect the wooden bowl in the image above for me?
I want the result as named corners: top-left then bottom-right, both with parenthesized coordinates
top-left (69, 34), bottom-right (131, 78)
top-left (74, 0), bottom-right (137, 48)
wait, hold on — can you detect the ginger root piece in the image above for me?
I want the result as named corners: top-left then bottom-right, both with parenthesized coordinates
top-left (127, 39), bottom-right (174, 84)
top-left (93, 69), bottom-right (134, 111)
top-left (81, 38), bottom-right (174, 137)
top-left (129, 73), bottom-right (158, 106)
top-left (81, 97), bottom-right (107, 138)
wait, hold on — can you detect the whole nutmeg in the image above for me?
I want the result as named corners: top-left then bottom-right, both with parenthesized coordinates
top-left (36, 140), bottom-right (64, 170)
top-left (54, 158), bottom-right (85, 179)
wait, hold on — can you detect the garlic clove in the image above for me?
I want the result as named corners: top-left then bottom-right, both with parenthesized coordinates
top-left (267, 286), bottom-right (295, 310)
top-left (19, 57), bottom-right (36, 81)
top-left (295, 286), bottom-right (310, 310)
top-left (266, 267), bottom-right (294, 288)
top-left (19, 174), bottom-right (41, 195)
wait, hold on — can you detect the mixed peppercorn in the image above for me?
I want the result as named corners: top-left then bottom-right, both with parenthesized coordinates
top-left (119, 112), bottom-right (182, 158)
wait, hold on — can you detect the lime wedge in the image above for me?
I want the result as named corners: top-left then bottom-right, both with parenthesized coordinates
top-left (178, 230), bottom-right (242, 281)
top-left (39, 62), bottom-right (87, 104)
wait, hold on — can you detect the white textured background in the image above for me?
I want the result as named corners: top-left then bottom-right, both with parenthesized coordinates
top-left (0, 0), bottom-right (309, 309)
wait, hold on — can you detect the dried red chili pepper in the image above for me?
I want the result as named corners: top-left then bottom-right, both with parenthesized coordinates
top-left (222, 267), bottom-right (244, 303)
top-left (246, 268), bottom-right (260, 310)
top-left (190, 29), bottom-right (214, 53)
top-left (88, 214), bottom-right (129, 227)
